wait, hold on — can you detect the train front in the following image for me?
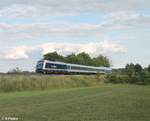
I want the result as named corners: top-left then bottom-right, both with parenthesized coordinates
top-left (36, 60), bottom-right (44, 73)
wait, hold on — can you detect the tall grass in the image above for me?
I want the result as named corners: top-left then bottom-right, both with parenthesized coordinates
top-left (0, 74), bottom-right (106, 92)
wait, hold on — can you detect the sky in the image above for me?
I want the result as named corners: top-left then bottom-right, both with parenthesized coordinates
top-left (0, 0), bottom-right (150, 72)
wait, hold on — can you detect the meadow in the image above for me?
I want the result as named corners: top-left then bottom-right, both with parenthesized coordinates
top-left (0, 74), bottom-right (150, 121)
top-left (0, 84), bottom-right (150, 121)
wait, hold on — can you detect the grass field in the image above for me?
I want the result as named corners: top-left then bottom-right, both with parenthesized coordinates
top-left (0, 84), bottom-right (150, 121)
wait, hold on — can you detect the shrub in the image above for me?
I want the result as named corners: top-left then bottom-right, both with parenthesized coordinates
top-left (142, 72), bottom-right (150, 84)
top-left (105, 73), bottom-right (150, 85)
top-left (106, 74), bottom-right (118, 83)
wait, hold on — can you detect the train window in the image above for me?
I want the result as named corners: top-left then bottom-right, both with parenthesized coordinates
top-left (71, 66), bottom-right (94, 71)
top-left (57, 64), bottom-right (67, 69)
top-left (71, 66), bottom-right (83, 70)
top-left (45, 63), bottom-right (52, 68)
top-left (45, 63), bottom-right (56, 68)
top-left (67, 65), bottom-right (71, 69)
top-left (45, 63), bottom-right (67, 69)
top-left (69, 65), bottom-right (107, 72)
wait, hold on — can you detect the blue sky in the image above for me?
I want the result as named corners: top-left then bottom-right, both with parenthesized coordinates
top-left (0, 0), bottom-right (150, 72)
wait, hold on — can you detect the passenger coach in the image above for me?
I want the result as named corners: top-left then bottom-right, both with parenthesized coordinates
top-left (36, 60), bottom-right (112, 74)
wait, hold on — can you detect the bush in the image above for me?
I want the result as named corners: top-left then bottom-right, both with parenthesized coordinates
top-left (106, 73), bottom-right (150, 85)
top-left (128, 76), bottom-right (140, 84)
top-left (142, 72), bottom-right (150, 84)
top-left (106, 74), bottom-right (118, 83)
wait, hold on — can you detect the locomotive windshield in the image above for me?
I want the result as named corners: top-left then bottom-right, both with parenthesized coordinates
top-left (36, 61), bottom-right (43, 69)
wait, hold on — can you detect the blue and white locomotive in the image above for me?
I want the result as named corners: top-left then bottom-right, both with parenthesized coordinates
top-left (36, 60), bottom-right (112, 74)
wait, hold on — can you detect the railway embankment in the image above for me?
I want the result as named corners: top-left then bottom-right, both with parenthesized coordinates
top-left (0, 74), bottom-right (106, 92)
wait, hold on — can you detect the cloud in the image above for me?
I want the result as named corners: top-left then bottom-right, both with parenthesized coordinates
top-left (102, 12), bottom-right (150, 29)
top-left (0, 41), bottom-right (127, 60)
top-left (0, 11), bottom-right (150, 47)
top-left (100, 41), bottom-right (127, 53)
top-left (0, 23), bottom-right (103, 42)
top-left (0, 46), bottom-right (36, 60)
top-left (0, 0), bottom-right (150, 18)
top-left (1, 11), bottom-right (150, 43)
top-left (0, 1), bottom-right (106, 17)
top-left (41, 41), bottom-right (127, 56)
top-left (0, 4), bottom-right (37, 18)
top-left (0, 23), bottom-right (100, 34)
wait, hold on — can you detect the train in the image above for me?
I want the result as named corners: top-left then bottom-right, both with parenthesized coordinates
top-left (36, 60), bottom-right (112, 74)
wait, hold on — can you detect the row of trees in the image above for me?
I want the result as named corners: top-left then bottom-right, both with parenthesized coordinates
top-left (44, 52), bottom-right (111, 67)
top-left (125, 63), bottom-right (150, 75)
top-left (107, 63), bottom-right (150, 84)
top-left (125, 63), bottom-right (143, 77)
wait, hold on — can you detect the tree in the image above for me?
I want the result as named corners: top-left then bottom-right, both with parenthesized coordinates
top-left (148, 65), bottom-right (150, 72)
top-left (66, 53), bottom-right (78, 64)
top-left (43, 52), bottom-right (111, 67)
top-left (76, 52), bottom-right (92, 65)
top-left (134, 64), bottom-right (143, 74)
top-left (93, 55), bottom-right (110, 67)
top-left (125, 63), bottom-right (135, 77)
top-left (44, 51), bottom-right (65, 62)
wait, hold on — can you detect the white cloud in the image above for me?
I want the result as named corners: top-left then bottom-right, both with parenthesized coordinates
top-left (0, 23), bottom-right (100, 34)
top-left (103, 12), bottom-right (150, 29)
top-left (41, 41), bottom-right (127, 57)
top-left (0, 1), bottom-right (150, 18)
top-left (0, 23), bottom-right (103, 42)
top-left (0, 4), bottom-right (37, 18)
top-left (0, 41), bottom-right (127, 60)
top-left (101, 41), bottom-right (127, 53)
top-left (0, 46), bottom-right (36, 60)
top-left (1, 11), bottom-right (150, 43)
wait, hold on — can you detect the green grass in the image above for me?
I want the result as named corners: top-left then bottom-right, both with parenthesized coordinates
top-left (0, 84), bottom-right (150, 121)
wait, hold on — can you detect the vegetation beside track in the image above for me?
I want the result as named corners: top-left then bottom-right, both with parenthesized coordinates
top-left (0, 74), bottom-right (106, 92)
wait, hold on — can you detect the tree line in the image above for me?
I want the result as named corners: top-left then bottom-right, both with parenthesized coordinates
top-left (107, 63), bottom-right (150, 84)
top-left (43, 52), bottom-right (111, 67)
